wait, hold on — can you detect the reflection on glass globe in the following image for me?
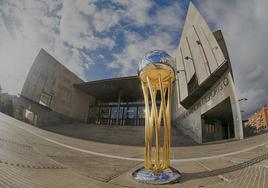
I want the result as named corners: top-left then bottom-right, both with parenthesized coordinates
top-left (138, 50), bottom-right (175, 85)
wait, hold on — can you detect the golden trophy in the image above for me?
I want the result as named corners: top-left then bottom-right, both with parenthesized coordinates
top-left (132, 50), bottom-right (181, 184)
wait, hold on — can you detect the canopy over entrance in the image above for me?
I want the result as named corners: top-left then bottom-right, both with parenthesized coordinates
top-left (75, 76), bottom-right (143, 102)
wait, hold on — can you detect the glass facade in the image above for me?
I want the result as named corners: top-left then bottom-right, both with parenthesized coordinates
top-left (87, 102), bottom-right (157, 126)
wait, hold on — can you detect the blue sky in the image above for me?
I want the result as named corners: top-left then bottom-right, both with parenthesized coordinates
top-left (0, 0), bottom-right (268, 116)
top-left (0, 0), bottom-right (198, 91)
top-left (83, 0), bottom-right (189, 81)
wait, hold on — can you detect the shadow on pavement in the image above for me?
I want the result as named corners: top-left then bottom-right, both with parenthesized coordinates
top-left (180, 152), bottom-right (268, 182)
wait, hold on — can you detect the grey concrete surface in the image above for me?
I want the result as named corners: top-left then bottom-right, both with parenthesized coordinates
top-left (20, 48), bottom-right (93, 123)
top-left (42, 124), bottom-right (196, 146)
top-left (1, 112), bottom-right (268, 187)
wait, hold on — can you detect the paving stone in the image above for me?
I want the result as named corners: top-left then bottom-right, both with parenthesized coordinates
top-left (1, 112), bottom-right (268, 187)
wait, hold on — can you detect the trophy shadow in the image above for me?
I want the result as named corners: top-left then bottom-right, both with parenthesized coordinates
top-left (179, 152), bottom-right (268, 182)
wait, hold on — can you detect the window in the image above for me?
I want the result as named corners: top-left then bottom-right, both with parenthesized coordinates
top-left (39, 92), bottom-right (52, 107)
top-left (126, 107), bottom-right (136, 119)
top-left (138, 106), bottom-right (145, 118)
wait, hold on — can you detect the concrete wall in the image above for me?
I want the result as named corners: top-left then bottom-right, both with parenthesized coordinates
top-left (173, 72), bottom-right (243, 143)
top-left (175, 2), bottom-right (226, 100)
top-left (172, 2), bottom-right (243, 143)
top-left (21, 49), bottom-right (94, 123)
top-left (13, 96), bottom-right (81, 126)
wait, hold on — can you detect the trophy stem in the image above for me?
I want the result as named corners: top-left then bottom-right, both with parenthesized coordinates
top-left (146, 76), bottom-right (161, 170)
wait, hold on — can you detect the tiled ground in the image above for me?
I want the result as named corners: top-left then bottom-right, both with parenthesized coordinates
top-left (1, 112), bottom-right (268, 187)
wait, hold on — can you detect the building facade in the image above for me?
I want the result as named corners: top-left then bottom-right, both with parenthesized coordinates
top-left (17, 2), bottom-right (243, 143)
top-left (245, 106), bottom-right (268, 133)
top-left (171, 2), bottom-right (243, 143)
top-left (19, 49), bottom-right (93, 125)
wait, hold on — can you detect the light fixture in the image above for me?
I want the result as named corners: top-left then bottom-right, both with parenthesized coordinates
top-left (177, 70), bottom-right (185, 73)
top-left (184, 56), bottom-right (193, 61)
top-left (212, 46), bottom-right (218, 50)
top-left (238, 98), bottom-right (248, 102)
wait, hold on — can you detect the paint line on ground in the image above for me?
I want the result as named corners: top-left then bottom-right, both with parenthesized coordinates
top-left (1, 117), bottom-right (268, 162)
top-left (195, 160), bottom-right (229, 182)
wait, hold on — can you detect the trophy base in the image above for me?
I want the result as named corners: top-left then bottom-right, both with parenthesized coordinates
top-left (132, 166), bottom-right (181, 185)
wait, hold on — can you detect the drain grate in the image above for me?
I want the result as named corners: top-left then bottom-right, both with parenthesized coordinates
top-left (0, 137), bottom-right (31, 148)
top-left (0, 160), bottom-right (66, 169)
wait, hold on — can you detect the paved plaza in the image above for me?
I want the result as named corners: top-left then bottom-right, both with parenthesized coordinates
top-left (0, 112), bottom-right (268, 188)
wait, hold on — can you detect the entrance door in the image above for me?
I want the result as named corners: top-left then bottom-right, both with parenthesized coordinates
top-left (201, 97), bottom-right (235, 143)
top-left (110, 106), bottom-right (124, 125)
top-left (99, 106), bottom-right (110, 125)
top-left (124, 106), bottom-right (137, 126)
top-left (137, 106), bottom-right (145, 126)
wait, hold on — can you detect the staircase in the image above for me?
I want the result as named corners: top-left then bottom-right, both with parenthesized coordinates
top-left (43, 124), bottom-right (196, 146)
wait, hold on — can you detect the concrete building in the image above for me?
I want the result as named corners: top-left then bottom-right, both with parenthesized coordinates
top-left (245, 106), bottom-right (268, 133)
top-left (172, 2), bottom-right (243, 143)
top-left (18, 49), bottom-right (93, 125)
top-left (17, 2), bottom-right (243, 143)
top-left (0, 93), bottom-right (14, 117)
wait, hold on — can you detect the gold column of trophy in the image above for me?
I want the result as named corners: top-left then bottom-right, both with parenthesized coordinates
top-left (132, 50), bottom-right (181, 185)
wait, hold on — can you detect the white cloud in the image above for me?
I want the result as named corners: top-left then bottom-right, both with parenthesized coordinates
top-left (0, 0), bottom-right (184, 96)
top-left (0, 0), bottom-right (61, 94)
top-left (84, 0), bottom-right (153, 32)
top-left (0, 0), bottom-right (115, 94)
top-left (93, 8), bottom-right (122, 32)
top-left (107, 1), bottom-right (184, 76)
top-left (111, 0), bottom-right (183, 30)
top-left (58, 0), bottom-right (94, 49)
top-left (73, 0), bottom-right (97, 15)
top-left (109, 31), bottom-right (177, 76)
top-left (112, 0), bottom-right (153, 27)
top-left (153, 2), bottom-right (183, 31)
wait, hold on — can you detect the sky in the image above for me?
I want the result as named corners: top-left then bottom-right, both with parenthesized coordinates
top-left (0, 0), bottom-right (267, 118)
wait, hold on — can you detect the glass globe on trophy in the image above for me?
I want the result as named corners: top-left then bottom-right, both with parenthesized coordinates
top-left (132, 50), bottom-right (181, 184)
